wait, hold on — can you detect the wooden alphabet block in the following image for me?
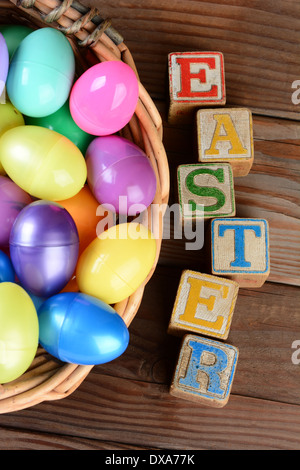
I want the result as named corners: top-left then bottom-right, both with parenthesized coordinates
top-left (211, 218), bottom-right (270, 287)
top-left (196, 108), bottom-right (254, 177)
top-left (170, 334), bottom-right (239, 408)
top-left (168, 51), bottom-right (226, 124)
top-left (168, 270), bottom-right (239, 340)
top-left (177, 163), bottom-right (235, 223)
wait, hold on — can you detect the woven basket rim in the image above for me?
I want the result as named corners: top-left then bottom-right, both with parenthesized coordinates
top-left (0, 0), bottom-right (170, 414)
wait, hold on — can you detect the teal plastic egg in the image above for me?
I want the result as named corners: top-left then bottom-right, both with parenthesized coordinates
top-left (6, 27), bottom-right (75, 117)
top-left (38, 292), bottom-right (129, 365)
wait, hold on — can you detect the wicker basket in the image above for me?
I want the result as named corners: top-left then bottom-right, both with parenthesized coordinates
top-left (0, 0), bottom-right (169, 414)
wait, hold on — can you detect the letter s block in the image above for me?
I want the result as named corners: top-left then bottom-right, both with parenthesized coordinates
top-left (177, 163), bottom-right (235, 223)
top-left (196, 108), bottom-right (254, 177)
top-left (211, 218), bottom-right (270, 287)
top-left (170, 334), bottom-right (239, 408)
top-left (168, 270), bottom-right (239, 340)
top-left (168, 51), bottom-right (226, 124)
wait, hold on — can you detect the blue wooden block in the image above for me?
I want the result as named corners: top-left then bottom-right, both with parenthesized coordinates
top-left (170, 334), bottom-right (239, 407)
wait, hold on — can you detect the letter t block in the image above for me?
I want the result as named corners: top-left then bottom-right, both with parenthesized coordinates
top-left (170, 334), bottom-right (239, 408)
top-left (211, 218), bottom-right (270, 287)
top-left (168, 51), bottom-right (226, 124)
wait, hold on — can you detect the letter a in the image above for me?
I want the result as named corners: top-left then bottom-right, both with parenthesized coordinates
top-left (205, 114), bottom-right (247, 156)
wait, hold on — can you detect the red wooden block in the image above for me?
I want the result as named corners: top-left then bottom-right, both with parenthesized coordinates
top-left (168, 51), bottom-right (226, 124)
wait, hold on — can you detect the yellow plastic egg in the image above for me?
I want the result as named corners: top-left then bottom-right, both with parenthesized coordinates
top-left (0, 101), bottom-right (25, 175)
top-left (0, 125), bottom-right (87, 200)
top-left (0, 282), bottom-right (39, 384)
top-left (76, 222), bottom-right (157, 304)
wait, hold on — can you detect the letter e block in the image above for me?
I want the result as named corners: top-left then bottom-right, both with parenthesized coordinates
top-left (211, 218), bottom-right (270, 287)
top-left (170, 334), bottom-right (239, 408)
top-left (196, 108), bottom-right (254, 177)
top-left (168, 270), bottom-right (239, 340)
top-left (168, 51), bottom-right (226, 124)
top-left (177, 163), bottom-right (235, 223)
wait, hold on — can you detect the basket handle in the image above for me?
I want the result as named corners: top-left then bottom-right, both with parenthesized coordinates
top-left (15, 0), bottom-right (124, 46)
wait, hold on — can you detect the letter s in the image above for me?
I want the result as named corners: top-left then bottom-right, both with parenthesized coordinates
top-left (291, 80), bottom-right (300, 105)
top-left (291, 340), bottom-right (300, 365)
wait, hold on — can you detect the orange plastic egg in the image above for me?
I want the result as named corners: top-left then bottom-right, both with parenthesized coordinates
top-left (58, 185), bottom-right (114, 255)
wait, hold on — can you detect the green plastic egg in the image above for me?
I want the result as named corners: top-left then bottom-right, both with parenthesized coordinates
top-left (0, 282), bottom-right (39, 384)
top-left (25, 100), bottom-right (94, 155)
top-left (0, 24), bottom-right (33, 60)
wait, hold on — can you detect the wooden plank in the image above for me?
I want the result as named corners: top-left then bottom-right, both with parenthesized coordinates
top-left (1, 375), bottom-right (299, 450)
top-left (85, 0), bottom-right (300, 120)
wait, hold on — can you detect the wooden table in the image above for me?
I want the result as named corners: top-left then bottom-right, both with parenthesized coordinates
top-left (0, 0), bottom-right (299, 451)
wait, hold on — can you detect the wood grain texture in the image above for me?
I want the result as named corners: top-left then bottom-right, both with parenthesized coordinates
top-left (0, 0), bottom-right (299, 451)
top-left (82, 0), bottom-right (300, 120)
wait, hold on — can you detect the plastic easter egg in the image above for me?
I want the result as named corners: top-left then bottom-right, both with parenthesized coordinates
top-left (38, 292), bottom-right (129, 365)
top-left (7, 27), bottom-right (75, 117)
top-left (0, 250), bottom-right (15, 282)
top-left (58, 185), bottom-right (114, 255)
top-left (76, 222), bottom-right (157, 304)
top-left (0, 32), bottom-right (9, 96)
top-left (69, 60), bottom-right (139, 136)
top-left (25, 100), bottom-right (94, 154)
top-left (0, 25), bottom-right (33, 60)
top-left (0, 175), bottom-right (31, 246)
top-left (0, 102), bottom-right (25, 175)
top-left (0, 282), bottom-right (39, 384)
top-left (86, 135), bottom-right (157, 215)
top-left (10, 200), bottom-right (79, 297)
top-left (0, 126), bottom-right (87, 200)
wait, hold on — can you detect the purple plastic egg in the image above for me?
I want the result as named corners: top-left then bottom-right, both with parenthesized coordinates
top-left (0, 33), bottom-right (9, 96)
top-left (9, 200), bottom-right (79, 297)
top-left (86, 135), bottom-right (157, 215)
top-left (0, 175), bottom-right (32, 247)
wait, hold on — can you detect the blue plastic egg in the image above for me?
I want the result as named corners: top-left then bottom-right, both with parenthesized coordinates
top-left (38, 292), bottom-right (129, 365)
top-left (6, 27), bottom-right (75, 117)
top-left (0, 250), bottom-right (15, 283)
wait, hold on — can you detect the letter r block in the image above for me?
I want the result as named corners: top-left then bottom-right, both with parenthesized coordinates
top-left (196, 108), bottom-right (254, 177)
top-left (168, 51), bottom-right (226, 124)
top-left (177, 163), bottom-right (235, 223)
top-left (170, 334), bottom-right (239, 408)
top-left (168, 270), bottom-right (239, 340)
top-left (211, 218), bottom-right (270, 287)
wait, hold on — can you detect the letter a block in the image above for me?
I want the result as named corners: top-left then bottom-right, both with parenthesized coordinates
top-left (168, 51), bottom-right (226, 124)
top-left (170, 334), bottom-right (239, 408)
top-left (177, 163), bottom-right (235, 223)
top-left (196, 108), bottom-right (254, 177)
top-left (211, 218), bottom-right (270, 287)
top-left (168, 270), bottom-right (239, 340)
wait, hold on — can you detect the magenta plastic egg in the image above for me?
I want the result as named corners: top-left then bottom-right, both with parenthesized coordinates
top-left (86, 135), bottom-right (157, 215)
top-left (69, 61), bottom-right (139, 136)
top-left (9, 200), bottom-right (79, 297)
top-left (0, 175), bottom-right (32, 247)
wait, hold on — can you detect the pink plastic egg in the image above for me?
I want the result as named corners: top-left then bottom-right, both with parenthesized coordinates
top-left (69, 61), bottom-right (139, 136)
top-left (86, 135), bottom-right (157, 215)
